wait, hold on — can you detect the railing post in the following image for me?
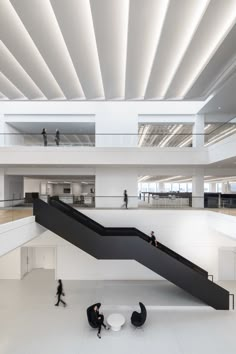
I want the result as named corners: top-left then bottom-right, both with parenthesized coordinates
top-left (229, 294), bottom-right (234, 310)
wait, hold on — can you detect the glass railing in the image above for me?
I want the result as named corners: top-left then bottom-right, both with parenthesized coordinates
top-left (0, 129), bottom-right (236, 148)
top-left (0, 198), bottom-right (33, 224)
top-left (40, 194), bottom-right (205, 209)
top-left (1, 195), bottom-right (236, 225)
top-left (39, 194), bottom-right (236, 214)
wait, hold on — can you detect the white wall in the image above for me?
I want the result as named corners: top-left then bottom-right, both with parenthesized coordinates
top-left (33, 247), bottom-right (55, 269)
top-left (95, 107), bottom-right (138, 147)
top-left (71, 182), bottom-right (82, 195)
top-left (0, 217), bottom-right (46, 257)
top-left (4, 123), bottom-right (24, 146)
top-left (24, 178), bottom-right (41, 193)
top-left (95, 167), bottom-right (138, 208)
top-left (4, 175), bottom-right (23, 200)
top-left (218, 249), bottom-right (236, 280)
top-left (0, 248), bottom-right (21, 279)
top-left (0, 101), bottom-right (205, 116)
top-left (21, 247), bottom-right (28, 278)
top-left (2, 175), bottom-right (24, 206)
top-left (52, 183), bottom-right (71, 195)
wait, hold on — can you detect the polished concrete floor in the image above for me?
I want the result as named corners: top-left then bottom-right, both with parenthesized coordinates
top-left (0, 269), bottom-right (236, 354)
top-left (0, 206), bottom-right (236, 226)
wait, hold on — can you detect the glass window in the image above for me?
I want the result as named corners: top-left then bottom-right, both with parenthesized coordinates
top-left (165, 183), bottom-right (171, 192)
top-left (148, 183), bottom-right (156, 193)
top-left (141, 183), bottom-right (148, 192)
top-left (187, 183), bottom-right (192, 192)
top-left (179, 183), bottom-right (187, 192)
top-left (172, 183), bottom-right (179, 192)
top-left (216, 183), bottom-right (222, 193)
top-left (230, 183), bottom-right (236, 192)
top-left (204, 183), bottom-right (210, 192)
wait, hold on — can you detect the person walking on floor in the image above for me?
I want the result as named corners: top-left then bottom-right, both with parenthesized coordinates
top-left (41, 128), bottom-right (47, 146)
top-left (55, 129), bottom-right (60, 146)
top-left (55, 279), bottom-right (67, 307)
top-left (122, 189), bottom-right (128, 209)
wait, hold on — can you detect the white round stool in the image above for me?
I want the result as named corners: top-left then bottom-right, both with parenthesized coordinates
top-left (107, 313), bottom-right (126, 331)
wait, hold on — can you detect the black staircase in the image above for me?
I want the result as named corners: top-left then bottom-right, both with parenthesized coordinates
top-left (33, 197), bottom-right (230, 310)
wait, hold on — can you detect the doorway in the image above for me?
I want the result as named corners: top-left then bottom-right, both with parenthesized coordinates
top-left (21, 247), bottom-right (56, 279)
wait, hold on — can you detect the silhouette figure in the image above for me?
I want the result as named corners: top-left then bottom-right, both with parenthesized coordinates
top-left (55, 279), bottom-right (67, 307)
top-left (55, 129), bottom-right (60, 146)
top-left (41, 128), bottom-right (47, 146)
top-left (122, 190), bottom-right (128, 209)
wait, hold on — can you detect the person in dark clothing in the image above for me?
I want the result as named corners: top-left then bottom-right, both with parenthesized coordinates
top-left (55, 129), bottom-right (60, 146)
top-left (41, 128), bottom-right (47, 146)
top-left (55, 279), bottom-right (67, 307)
top-left (149, 231), bottom-right (158, 247)
top-left (122, 189), bottom-right (128, 209)
top-left (90, 303), bottom-right (109, 339)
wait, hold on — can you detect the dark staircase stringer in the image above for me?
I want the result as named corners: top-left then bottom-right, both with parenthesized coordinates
top-left (33, 198), bottom-right (230, 310)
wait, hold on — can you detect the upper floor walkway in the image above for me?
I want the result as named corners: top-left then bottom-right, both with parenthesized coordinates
top-left (0, 132), bottom-right (235, 166)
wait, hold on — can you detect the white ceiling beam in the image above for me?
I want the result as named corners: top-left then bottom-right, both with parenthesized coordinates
top-left (0, 72), bottom-right (26, 100)
top-left (90, 0), bottom-right (129, 99)
top-left (145, 0), bottom-right (210, 99)
top-left (125, 0), bottom-right (169, 99)
top-left (0, 0), bottom-right (64, 99)
top-left (166, 0), bottom-right (236, 99)
top-left (185, 26), bottom-right (236, 100)
top-left (0, 92), bottom-right (8, 100)
top-left (10, 0), bottom-right (85, 100)
top-left (50, 0), bottom-right (104, 100)
top-left (0, 41), bottom-right (46, 100)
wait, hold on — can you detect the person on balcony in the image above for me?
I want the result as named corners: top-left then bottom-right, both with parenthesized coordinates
top-left (55, 129), bottom-right (60, 146)
top-left (122, 189), bottom-right (128, 209)
top-left (41, 128), bottom-right (47, 146)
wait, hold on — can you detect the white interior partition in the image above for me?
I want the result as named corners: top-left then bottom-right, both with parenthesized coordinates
top-left (95, 166), bottom-right (138, 208)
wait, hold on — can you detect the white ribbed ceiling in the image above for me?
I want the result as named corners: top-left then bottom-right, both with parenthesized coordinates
top-left (1, 0), bottom-right (236, 101)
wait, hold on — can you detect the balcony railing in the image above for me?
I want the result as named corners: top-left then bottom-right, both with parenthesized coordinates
top-left (0, 130), bottom-right (236, 148)
top-left (1, 194), bottom-right (236, 225)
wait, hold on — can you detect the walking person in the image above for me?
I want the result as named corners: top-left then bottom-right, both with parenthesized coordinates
top-left (122, 189), bottom-right (128, 209)
top-left (55, 129), bottom-right (60, 146)
top-left (41, 128), bottom-right (47, 146)
top-left (55, 279), bottom-right (67, 307)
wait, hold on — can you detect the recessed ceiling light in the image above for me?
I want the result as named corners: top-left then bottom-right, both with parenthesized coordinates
top-left (218, 106), bottom-right (221, 110)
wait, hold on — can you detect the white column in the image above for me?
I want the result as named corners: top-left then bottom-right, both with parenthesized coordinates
top-left (0, 173), bottom-right (24, 207)
top-left (95, 104), bottom-right (138, 147)
top-left (222, 182), bottom-right (230, 194)
top-left (158, 182), bottom-right (165, 192)
top-left (209, 183), bottom-right (217, 193)
top-left (192, 169), bottom-right (204, 208)
top-left (71, 182), bottom-right (82, 195)
top-left (0, 115), bottom-right (4, 146)
top-left (40, 182), bottom-right (47, 195)
top-left (95, 167), bottom-right (138, 208)
top-left (192, 114), bottom-right (205, 148)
